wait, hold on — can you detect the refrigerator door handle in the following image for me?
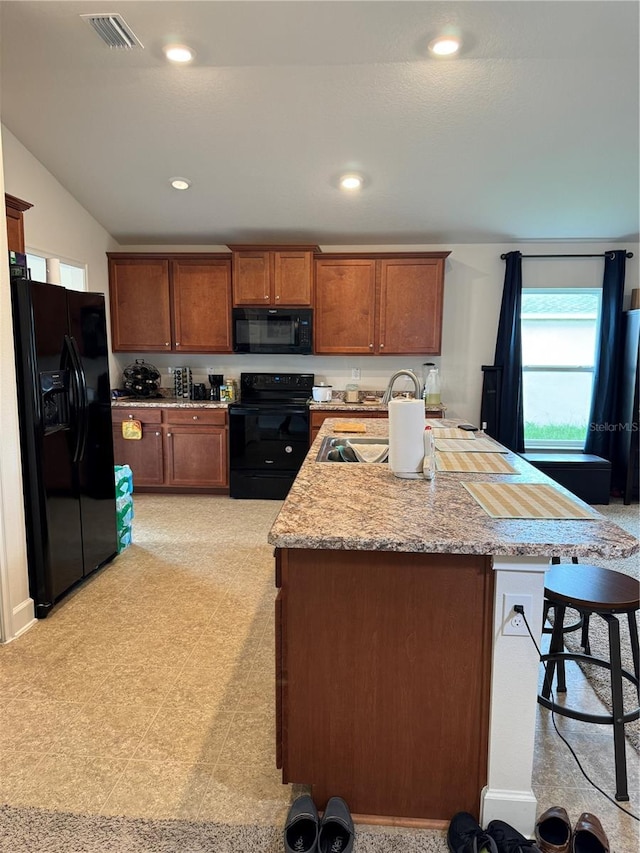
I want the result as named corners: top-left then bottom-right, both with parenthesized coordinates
top-left (63, 334), bottom-right (85, 462)
top-left (69, 335), bottom-right (89, 461)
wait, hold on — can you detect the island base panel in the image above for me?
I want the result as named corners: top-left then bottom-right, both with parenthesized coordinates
top-left (277, 548), bottom-right (494, 821)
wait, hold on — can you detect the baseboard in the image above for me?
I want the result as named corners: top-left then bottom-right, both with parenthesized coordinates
top-left (480, 786), bottom-right (537, 837)
top-left (10, 596), bottom-right (35, 639)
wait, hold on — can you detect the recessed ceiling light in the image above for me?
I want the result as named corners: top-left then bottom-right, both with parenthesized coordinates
top-left (170, 177), bottom-right (191, 190)
top-left (163, 44), bottom-right (195, 64)
top-left (428, 35), bottom-right (462, 57)
top-left (339, 174), bottom-right (363, 191)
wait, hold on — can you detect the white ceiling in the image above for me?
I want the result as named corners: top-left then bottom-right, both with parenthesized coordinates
top-left (1, 1), bottom-right (638, 246)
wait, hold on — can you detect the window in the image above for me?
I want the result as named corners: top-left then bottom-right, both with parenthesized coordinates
top-left (25, 251), bottom-right (86, 291)
top-left (521, 289), bottom-right (601, 449)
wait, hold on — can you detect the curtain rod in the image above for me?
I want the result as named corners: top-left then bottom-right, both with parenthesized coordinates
top-left (500, 251), bottom-right (634, 260)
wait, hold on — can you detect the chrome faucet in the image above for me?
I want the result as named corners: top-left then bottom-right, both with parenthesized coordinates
top-left (381, 369), bottom-right (421, 404)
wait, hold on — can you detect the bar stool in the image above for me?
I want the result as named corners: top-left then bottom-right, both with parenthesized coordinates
top-left (538, 562), bottom-right (640, 801)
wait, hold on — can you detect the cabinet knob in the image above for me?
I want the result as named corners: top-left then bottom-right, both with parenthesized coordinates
top-left (264, 294), bottom-right (269, 300)
top-left (155, 431), bottom-right (160, 436)
top-left (165, 342), bottom-right (170, 347)
top-left (379, 343), bottom-right (385, 349)
top-left (128, 414), bottom-right (134, 419)
top-left (167, 432), bottom-right (172, 437)
top-left (275, 295), bottom-right (280, 300)
top-left (369, 343), bottom-right (374, 349)
top-left (192, 415), bottom-right (198, 420)
top-left (176, 342), bottom-right (180, 346)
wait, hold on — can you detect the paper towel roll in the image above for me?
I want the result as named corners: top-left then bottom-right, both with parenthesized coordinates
top-left (388, 398), bottom-right (425, 479)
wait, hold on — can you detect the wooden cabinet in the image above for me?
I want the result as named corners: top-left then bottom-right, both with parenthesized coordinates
top-left (229, 244), bottom-right (318, 306)
top-left (112, 408), bottom-right (164, 486)
top-left (111, 406), bottom-right (228, 491)
top-left (314, 252), bottom-right (449, 355)
top-left (5, 193), bottom-right (33, 253)
top-left (164, 409), bottom-right (228, 488)
top-left (309, 410), bottom-right (388, 443)
top-left (309, 407), bottom-right (443, 443)
top-left (108, 253), bottom-right (232, 353)
top-left (276, 547), bottom-right (493, 819)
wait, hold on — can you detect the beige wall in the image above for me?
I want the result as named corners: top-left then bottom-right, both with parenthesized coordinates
top-left (1, 126), bottom-right (638, 640)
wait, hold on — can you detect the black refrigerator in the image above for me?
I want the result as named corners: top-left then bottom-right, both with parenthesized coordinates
top-left (11, 278), bottom-right (118, 618)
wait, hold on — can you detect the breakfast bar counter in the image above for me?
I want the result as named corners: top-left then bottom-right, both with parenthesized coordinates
top-left (268, 418), bottom-right (638, 832)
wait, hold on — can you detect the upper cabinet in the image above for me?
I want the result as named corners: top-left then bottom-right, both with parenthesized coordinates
top-left (5, 193), bottom-right (33, 253)
top-left (228, 245), bottom-right (318, 307)
top-left (108, 254), bottom-right (232, 353)
top-left (314, 253), bottom-right (450, 355)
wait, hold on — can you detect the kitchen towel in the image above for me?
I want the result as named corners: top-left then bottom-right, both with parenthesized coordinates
top-left (436, 452), bottom-right (518, 474)
top-left (462, 482), bottom-right (596, 519)
top-left (388, 398), bottom-right (425, 478)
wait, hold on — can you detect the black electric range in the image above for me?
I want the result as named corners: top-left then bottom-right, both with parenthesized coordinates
top-left (229, 372), bottom-right (314, 500)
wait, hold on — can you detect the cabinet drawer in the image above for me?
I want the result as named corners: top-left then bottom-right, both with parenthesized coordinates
top-left (163, 408), bottom-right (227, 426)
top-left (112, 407), bottom-right (162, 424)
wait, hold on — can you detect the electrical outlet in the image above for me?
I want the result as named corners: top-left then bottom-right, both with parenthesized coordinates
top-left (502, 594), bottom-right (532, 636)
top-left (167, 367), bottom-right (173, 374)
top-left (351, 368), bottom-right (361, 380)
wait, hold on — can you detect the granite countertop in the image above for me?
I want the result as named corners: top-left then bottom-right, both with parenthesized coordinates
top-left (268, 417), bottom-right (639, 559)
top-left (309, 400), bottom-right (447, 413)
top-left (112, 397), bottom-right (229, 409)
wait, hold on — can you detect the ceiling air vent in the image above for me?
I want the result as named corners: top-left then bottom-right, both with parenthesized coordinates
top-left (80, 13), bottom-right (143, 49)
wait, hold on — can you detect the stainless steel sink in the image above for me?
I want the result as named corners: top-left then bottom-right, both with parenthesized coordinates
top-left (315, 435), bottom-right (389, 463)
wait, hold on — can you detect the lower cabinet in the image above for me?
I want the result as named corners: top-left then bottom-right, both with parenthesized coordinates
top-left (112, 408), bottom-right (164, 486)
top-left (164, 410), bottom-right (228, 488)
top-left (112, 406), bottom-right (228, 490)
top-left (309, 408), bottom-right (443, 443)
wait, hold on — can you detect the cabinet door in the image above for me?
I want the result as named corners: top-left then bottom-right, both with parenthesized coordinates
top-left (112, 423), bottom-right (164, 486)
top-left (274, 251), bottom-right (313, 306)
top-left (314, 259), bottom-right (377, 354)
top-left (164, 426), bottom-right (228, 487)
top-left (232, 251), bottom-right (270, 305)
top-left (109, 259), bottom-right (172, 352)
top-left (5, 194), bottom-right (32, 253)
top-left (379, 258), bottom-right (444, 355)
top-left (171, 259), bottom-right (232, 353)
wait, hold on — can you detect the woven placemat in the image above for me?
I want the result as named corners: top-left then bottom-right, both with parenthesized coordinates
top-left (435, 437), bottom-right (508, 453)
top-left (431, 428), bottom-right (476, 440)
top-left (462, 482), bottom-right (595, 519)
top-left (436, 452), bottom-right (518, 474)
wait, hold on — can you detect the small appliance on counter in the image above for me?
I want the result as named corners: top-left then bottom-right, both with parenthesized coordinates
top-left (312, 383), bottom-right (332, 402)
top-left (208, 373), bottom-right (224, 401)
top-left (174, 366), bottom-right (192, 399)
top-left (122, 360), bottom-right (162, 398)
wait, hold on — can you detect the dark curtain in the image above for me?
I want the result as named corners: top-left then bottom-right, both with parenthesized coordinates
top-left (493, 251), bottom-right (525, 452)
top-left (584, 250), bottom-right (627, 458)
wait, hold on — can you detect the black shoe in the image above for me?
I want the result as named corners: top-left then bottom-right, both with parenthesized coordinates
top-left (487, 819), bottom-right (542, 853)
top-left (284, 794), bottom-right (319, 853)
top-left (448, 812), bottom-right (499, 853)
top-left (318, 796), bottom-right (354, 853)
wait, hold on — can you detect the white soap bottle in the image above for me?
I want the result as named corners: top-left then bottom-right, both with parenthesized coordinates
top-left (423, 425), bottom-right (435, 480)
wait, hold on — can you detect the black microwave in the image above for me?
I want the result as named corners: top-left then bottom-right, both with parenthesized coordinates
top-left (232, 308), bottom-right (313, 355)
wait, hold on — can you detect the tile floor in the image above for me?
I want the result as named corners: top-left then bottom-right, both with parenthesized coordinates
top-left (0, 494), bottom-right (638, 852)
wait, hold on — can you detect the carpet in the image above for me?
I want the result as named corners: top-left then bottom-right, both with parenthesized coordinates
top-left (0, 804), bottom-right (449, 853)
top-left (550, 501), bottom-right (640, 752)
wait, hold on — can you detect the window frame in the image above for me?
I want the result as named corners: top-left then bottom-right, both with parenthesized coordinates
top-left (25, 249), bottom-right (87, 292)
top-left (521, 286), bottom-right (601, 451)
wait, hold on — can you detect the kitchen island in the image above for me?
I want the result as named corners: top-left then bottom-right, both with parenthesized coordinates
top-left (268, 418), bottom-right (638, 832)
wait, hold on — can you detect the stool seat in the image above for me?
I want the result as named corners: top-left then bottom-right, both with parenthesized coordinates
top-left (545, 563), bottom-right (640, 613)
top-left (539, 562), bottom-right (640, 802)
